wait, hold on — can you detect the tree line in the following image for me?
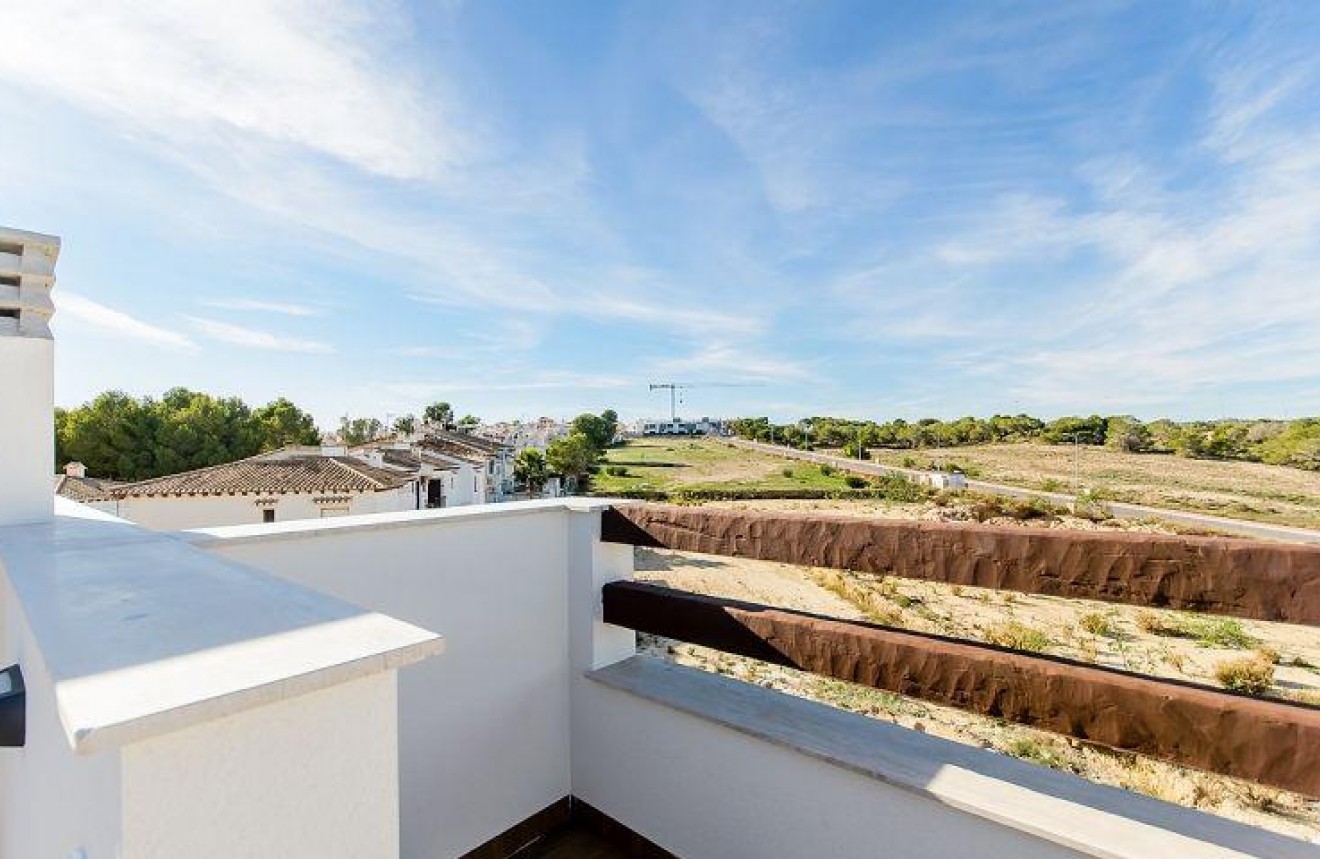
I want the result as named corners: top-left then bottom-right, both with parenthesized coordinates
top-left (56, 389), bottom-right (322, 481)
top-left (729, 414), bottom-right (1320, 471)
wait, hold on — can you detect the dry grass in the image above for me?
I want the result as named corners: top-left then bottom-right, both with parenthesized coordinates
top-left (869, 442), bottom-right (1320, 529)
top-left (1215, 656), bottom-right (1276, 694)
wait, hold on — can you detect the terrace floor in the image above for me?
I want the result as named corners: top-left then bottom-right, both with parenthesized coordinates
top-left (521, 825), bottom-right (631, 859)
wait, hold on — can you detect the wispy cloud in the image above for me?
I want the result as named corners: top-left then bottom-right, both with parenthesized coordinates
top-left (57, 292), bottom-right (197, 351)
top-left (202, 298), bottom-right (321, 317)
top-left (188, 316), bottom-right (333, 354)
top-left (0, 0), bottom-right (457, 180)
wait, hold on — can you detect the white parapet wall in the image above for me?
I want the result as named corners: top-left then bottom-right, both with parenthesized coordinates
top-left (193, 499), bottom-right (623, 858)
top-left (0, 226), bottom-right (59, 526)
top-left (0, 500), bottom-right (442, 859)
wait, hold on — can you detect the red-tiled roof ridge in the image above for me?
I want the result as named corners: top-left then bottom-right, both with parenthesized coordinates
top-left (109, 446), bottom-right (414, 498)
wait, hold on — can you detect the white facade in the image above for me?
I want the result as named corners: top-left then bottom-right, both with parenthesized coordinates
top-left (638, 416), bottom-right (726, 436)
top-left (0, 227), bottom-right (59, 525)
top-left (111, 484), bottom-right (420, 530)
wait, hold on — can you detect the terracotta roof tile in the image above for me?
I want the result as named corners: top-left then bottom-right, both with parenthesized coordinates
top-left (111, 452), bottom-right (413, 498)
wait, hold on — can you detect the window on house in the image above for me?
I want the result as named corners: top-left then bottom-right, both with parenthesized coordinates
top-left (263, 509), bottom-right (276, 523)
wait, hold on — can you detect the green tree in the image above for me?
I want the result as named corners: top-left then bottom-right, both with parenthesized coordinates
top-left (58, 391), bottom-right (158, 479)
top-left (151, 388), bottom-right (259, 474)
top-left (392, 414), bottom-right (418, 436)
top-left (338, 416), bottom-right (383, 446)
top-left (546, 432), bottom-right (600, 487)
top-left (423, 402), bottom-right (454, 429)
top-left (571, 411), bottom-right (619, 451)
top-left (1104, 416), bottom-right (1153, 453)
top-left (456, 414), bottom-right (481, 432)
top-left (514, 448), bottom-right (549, 493)
top-left (252, 397), bottom-right (321, 450)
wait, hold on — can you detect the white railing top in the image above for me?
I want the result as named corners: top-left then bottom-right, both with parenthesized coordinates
top-left (184, 496), bottom-right (626, 547)
top-left (0, 498), bottom-right (442, 754)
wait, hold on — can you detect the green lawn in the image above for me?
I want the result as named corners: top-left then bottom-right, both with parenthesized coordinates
top-left (591, 437), bottom-right (855, 494)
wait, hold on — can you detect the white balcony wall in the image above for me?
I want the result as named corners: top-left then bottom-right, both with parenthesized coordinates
top-left (197, 501), bottom-right (592, 858)
top-left (114, 486), bottom-right (420, 531)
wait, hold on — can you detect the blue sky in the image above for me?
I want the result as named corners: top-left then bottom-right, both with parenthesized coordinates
top-left (3, 1), bottom-right (1320, 426)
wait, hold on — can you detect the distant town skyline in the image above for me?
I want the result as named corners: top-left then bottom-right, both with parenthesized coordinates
top-left (4, 1), bottom-right (1320, 425)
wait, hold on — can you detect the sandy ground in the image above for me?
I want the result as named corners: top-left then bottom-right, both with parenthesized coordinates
top-left (635, 545), bottom-right (1320, 840)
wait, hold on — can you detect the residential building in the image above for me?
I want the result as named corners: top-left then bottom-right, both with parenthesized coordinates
top-left (105, 446), bottom-right (420, 529)
top-left (637, 416), bottom-right (728, 436)
top-left (1, 227), bottom-right (1311, 859)
top-left (53, 461), bottom-right (120, 514)
top-left (419, 429), bottom-right (515, 501)
top-left (350, 439), bottom-right (483, 508)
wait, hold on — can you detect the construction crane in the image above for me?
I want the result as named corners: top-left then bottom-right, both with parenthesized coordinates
top-left (648, 382), bottom-right (692, 423)
top-left (649, 381), bottom-right (757, 422)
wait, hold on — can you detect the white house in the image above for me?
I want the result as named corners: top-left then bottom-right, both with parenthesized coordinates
top-left (105, 446), bottom-right (420, 529)
top-left (419, 430), bottom-right (516, 502)
top-left (350, 440), bottom-right (483, 508)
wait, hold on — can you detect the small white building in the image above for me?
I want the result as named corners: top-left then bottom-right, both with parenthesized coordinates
top-left (105, 446), bottom-right (420, 530)
top-left (924, 470), bottom-right (968, 490)
top-left (638, 416), bottom-right (726, 436)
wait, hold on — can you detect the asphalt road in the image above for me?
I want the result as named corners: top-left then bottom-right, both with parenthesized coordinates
top-left (726, 437), bottom-right (1320, 545)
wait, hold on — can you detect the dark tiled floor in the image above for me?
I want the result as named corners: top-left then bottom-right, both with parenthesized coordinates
top-left (521, 824), bottom-right (630, 859)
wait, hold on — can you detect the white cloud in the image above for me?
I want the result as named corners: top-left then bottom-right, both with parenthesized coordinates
top-left (651, 343), bottom-right (815, 384)
top-left (188, 316), bottom-right (333, 354)
top-left (56, 292), bottom-right (197, 351)
top-left (202, 298), bottom-right (320, 317)
top-left (0, 0), bottom-right (455, 180)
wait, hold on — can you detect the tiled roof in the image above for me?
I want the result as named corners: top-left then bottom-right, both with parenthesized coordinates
top-left (419, 431), bottom-right (510, 465)
top-left (54, 475), bottom-right (120, 503)
top-left (111, 452), bottom-right (413, 497)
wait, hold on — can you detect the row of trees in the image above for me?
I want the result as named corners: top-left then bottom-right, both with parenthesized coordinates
top-left (730, 414), bottom-right (1320, 471)
top-left (56, 389), bottom-right (321, 481)
top-left (337, 401), bottom-right (483, 445)
top-left (514, 410), bottom-right (620, 491)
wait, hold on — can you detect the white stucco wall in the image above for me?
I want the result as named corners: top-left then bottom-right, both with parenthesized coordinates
top-left (202, 504), bottom-right (576, 858)
top-left (0, 577), bottom-right (122, 859)
top-left (121, 671), bottom-right (398, 859)
top-left (0, 338), bottom-right (55, 525)
top-left (115, 486), bottom-right (418, 530)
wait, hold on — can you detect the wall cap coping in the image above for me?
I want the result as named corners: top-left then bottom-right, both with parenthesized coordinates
top-left (183, 496), bottom-right (636, 547)
top-left (0, 498), bottom-right (442, 754)
top-left (588, 655), bottom-right (1317, 859)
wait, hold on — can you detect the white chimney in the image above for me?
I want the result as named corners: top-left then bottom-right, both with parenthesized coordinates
top-left (64, 461), bottom-right (87, 478)
top-left (0, 227), bottom-right (59, 525)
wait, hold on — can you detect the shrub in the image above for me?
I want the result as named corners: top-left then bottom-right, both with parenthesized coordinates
top-left (1080, 612), bottom-right (1115, 637)
top-left (1005, 737), bottom-right (1069, 771)
top-left (1008, 498), bottom-right (1058, 521)
top-left (873, 473), bottom-right (929, 503)
top-left (1135, 612), bottom-right (1257, 649)
top-left (819, 463), bottom-right (836, 476)
top-left (844, 475), bottom-right (868, 489)
top-left (985, 621), bottom-right (1051, 653)
top-left (781, 466), bottom-right (795, 478)
top-left (604, 465), bottom-right (629, 477)
top-left (1214, 655), bottom-right (1274, 695)
top-left (901, 456), bottom-right (917, 468)
top-left (1040, 478), bottom-right (1065, 492)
